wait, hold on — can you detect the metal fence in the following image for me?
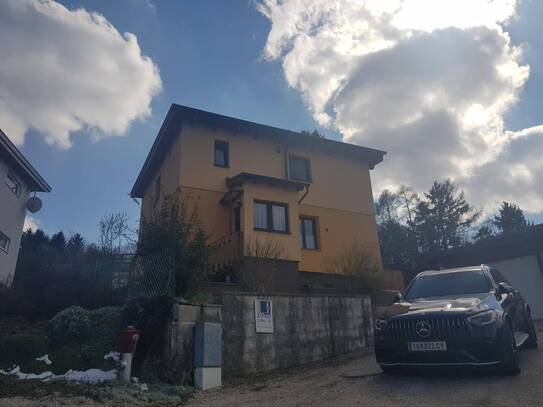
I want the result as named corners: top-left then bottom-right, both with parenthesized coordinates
top-left (128, 248), bottom-right (176, 298)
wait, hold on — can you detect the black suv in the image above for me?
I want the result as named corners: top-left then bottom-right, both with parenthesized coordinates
top-left (375, 265), bottom-right (537, 374)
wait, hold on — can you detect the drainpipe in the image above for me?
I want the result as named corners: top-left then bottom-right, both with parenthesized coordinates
top-left (298, 184), bottom-right (310, 204)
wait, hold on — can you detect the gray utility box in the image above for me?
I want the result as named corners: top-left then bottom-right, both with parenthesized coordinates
top-left (194, 321), bottom-right (222, 367)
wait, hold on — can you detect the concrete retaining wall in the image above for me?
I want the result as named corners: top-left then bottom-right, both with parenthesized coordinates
top-left (220, 293), bottom-right (373, 375)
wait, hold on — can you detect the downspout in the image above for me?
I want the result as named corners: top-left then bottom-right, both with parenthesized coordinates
top-left (298, 184), bottom-right (310, 204)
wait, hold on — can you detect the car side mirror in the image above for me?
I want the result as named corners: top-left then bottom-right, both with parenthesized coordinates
top-left (497, 282), bottom-right (510, 295)
top-left (393, 293), bottom-right (402, 303)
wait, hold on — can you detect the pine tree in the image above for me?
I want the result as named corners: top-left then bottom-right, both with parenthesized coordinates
top-left (493, 201), bottom-right (531, 235)
top-left (412, 180), bottom-right (479, 251)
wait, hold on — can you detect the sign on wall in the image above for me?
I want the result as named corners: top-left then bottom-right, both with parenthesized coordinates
top-left (255, 298), bottom-right (273, 333)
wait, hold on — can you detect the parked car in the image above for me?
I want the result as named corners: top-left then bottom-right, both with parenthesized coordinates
top-left (375, 265), bottom-right (538, 374)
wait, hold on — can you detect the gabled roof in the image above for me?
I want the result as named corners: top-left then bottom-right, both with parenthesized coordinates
top-left (130, 104), bottom-right (386, 198)
top-left (0, 129), bottom-right (51, 193)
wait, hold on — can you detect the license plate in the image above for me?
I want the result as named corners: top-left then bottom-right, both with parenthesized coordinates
top-left (408, 341), bottom-right (447, 352)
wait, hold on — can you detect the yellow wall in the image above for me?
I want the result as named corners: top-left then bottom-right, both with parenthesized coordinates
top-left (178, 123), bottom-right (376, 215)
top-left (297, 204), bottom-right (381, 272)
top-left (140, 120), bottom-right (382, 273)
top-left (141, 128), bottom-right (183, 221)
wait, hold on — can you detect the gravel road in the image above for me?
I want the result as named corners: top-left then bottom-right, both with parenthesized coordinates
top-left (187, 323), bottom-right (543, 407)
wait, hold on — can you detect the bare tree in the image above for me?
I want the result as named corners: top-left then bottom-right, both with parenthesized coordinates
top-left (397, 185), bottom-right (419, 225)
top-left (98, 212), bottom-right (135, 254)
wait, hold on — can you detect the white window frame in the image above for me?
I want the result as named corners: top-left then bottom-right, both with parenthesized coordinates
top-left (0, 230), bottom-right (10, 253)
top-left (6, 171), bottom-right (22, 198)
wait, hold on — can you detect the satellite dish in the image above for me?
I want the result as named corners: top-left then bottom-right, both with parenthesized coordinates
top-left (26, 196), bottom-right (43, 213)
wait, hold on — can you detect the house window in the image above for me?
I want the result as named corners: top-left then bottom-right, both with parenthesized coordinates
top-left (0, 230), bottom-right (10, 253)
top-left (299, 217), bottom-right (318, 250)
top-left (288, 155), bottom-right (311, 182)
top-left (253, 200), bottom-right (288, 233)
top-left (6, 172), bottom-right (21, 197)
top-left (214, 140), bottom-right (229, 168)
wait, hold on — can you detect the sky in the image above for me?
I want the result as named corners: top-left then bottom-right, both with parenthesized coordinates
top-left (2, 0), bottom-right (543, 242)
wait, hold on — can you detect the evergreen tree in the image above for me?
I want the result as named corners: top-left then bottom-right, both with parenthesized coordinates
top-left (493, 201), bottom-right (532, 234)
top-left (474, 225), bottom-right (494, 242)
top-left (67, 233), bottom-right (86, 253)
top-left (412, 180), bottom-right (479, 251)
top-left (50, 231), bottom-right (66, 252)
top-left (378, 220), bottom-right (417, 269)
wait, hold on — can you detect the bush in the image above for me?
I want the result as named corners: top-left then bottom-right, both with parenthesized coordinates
top-left (326, 242), bottom-right (387, 294)
top-left (0, 334), bottom-right (48, 367)
top-left (0, 284), bottom-right (23, 319)
top-left (48, 306), bottom-right (90, 347)
top-left (87, 307), bottom-right (122, 353)
top-left (138, 191), bottom-right (209, 297)
top-left (121, 296), bottom-right (173, 379)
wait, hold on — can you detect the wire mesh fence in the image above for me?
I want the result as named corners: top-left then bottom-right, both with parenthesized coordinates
top-left (128, 248), bottom-right (176, 298)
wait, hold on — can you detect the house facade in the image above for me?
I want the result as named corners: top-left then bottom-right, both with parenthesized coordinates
top-left (131, 105), bottom-right (385, 292)
top-left (0, 129), bottom-right (51, 286)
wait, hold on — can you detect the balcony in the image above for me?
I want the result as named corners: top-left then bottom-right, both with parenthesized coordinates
top-left (206, 232), bottom-right (243, 283)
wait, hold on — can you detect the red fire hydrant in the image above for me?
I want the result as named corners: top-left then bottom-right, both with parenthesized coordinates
top-left (118, 326), bottom-right (140, 382)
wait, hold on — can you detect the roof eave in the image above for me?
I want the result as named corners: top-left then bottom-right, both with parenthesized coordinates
top-left (0, 129), bottom-right (51, 193)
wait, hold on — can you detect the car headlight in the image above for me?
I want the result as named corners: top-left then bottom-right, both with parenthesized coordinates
top-left (375, 319), bottom-right (388, 330)
top-left (467, 310), bottom-right (496, 326)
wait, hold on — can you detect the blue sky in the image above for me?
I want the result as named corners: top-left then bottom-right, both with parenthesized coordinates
top-left (4, 0), bottom-right (543, 242)
top-left (16, 0), bottom-right (328, 241)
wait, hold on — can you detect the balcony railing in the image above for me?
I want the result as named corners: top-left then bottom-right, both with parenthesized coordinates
top-left (206, 231), bottom-right (243, 282)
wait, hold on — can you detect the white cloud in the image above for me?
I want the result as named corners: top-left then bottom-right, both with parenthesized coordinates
top-left (259, 0), bottom-right (543, 213)
top-left (0, 0), bottom-right (162, 149)
top-left (24, 216), bottom-right (39, 232)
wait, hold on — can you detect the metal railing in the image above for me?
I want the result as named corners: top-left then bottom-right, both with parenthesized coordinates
top-left (206, 232), bottom-right (243, 281)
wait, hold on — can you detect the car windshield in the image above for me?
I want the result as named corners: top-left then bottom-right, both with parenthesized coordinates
top-left (405, 271), bottom-right (492, 300)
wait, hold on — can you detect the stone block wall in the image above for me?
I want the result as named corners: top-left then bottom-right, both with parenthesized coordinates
top-left (221, 293), bottom-right (373, 375)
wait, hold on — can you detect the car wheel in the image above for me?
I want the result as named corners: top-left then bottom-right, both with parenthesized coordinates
top-left (524, 313), bottom-right (538, 349)
top-left (500, 322), bottom-right (521, 375)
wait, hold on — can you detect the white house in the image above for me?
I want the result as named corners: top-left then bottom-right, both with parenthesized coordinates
top-left (0, 129), bottom-right (51, 286)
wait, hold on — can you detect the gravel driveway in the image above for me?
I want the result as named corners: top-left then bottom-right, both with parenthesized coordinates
top-left (187, 323), bottom-right (543, 407)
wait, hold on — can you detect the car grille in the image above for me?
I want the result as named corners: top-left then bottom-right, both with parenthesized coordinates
top-left (385, 316), bottom-right (470, 341)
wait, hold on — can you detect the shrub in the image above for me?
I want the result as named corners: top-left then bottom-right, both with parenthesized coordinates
top-left (121, 296), bottom-right (173, 379)
top-left (48, 306), bottom-right (90, 347)
top-left (87, 306), bottom-right (122, 351)
top-left (137, 191), bottom-right (209, 297)
top-left (326, 242), bottom-right (387, 294)
top-left (0, 284), bottom-right (23, 319)
top-left (0, 334), bottom-right (48, 367)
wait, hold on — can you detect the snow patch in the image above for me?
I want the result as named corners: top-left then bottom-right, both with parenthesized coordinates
top-left (35, 354), bottom-right (52, 365)
top-left (0, 365), bottom-right (117, 383)
top-left (104, 351), bottom-right (121, 362)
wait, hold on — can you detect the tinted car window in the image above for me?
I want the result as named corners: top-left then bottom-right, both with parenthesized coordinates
top-left (405, 271), bottom-right (492, 300)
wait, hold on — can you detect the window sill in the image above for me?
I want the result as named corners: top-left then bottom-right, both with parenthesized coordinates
top-left (254, 228), bottom-right (291, 235)
top-left (301, 247), bottom-right (320, 252)
top-left (214, 164), bottom-right (230, 169)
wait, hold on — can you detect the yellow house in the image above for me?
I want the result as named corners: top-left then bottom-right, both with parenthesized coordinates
top-left (131, 104), bottom-right (386, 292)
